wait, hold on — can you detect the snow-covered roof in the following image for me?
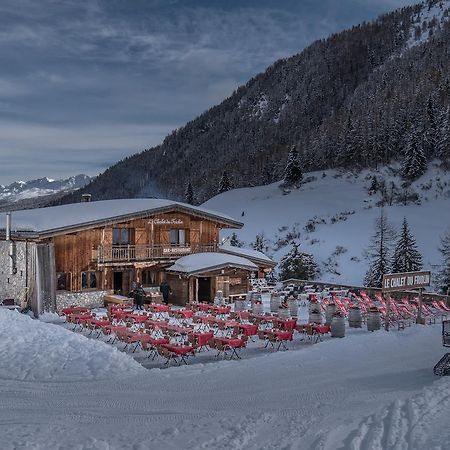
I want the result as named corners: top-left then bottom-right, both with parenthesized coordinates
top-left (166, 252), bottom-right (258, 276)
top-left (219, 244), bottom-right (276, 267)
top-left (2, 199), bottom-right (242, 236)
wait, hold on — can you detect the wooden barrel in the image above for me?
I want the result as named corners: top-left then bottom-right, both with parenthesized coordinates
top-left (278, 308), bottom-right (290, 320)
top-left (252, 303), bottom-right (263, 315)
top-left (234, 299), bottom-right (247, 312)
top-left (348, 306), bottom-right (362, 328)
top-left (331, 314), bottom-right (345, 338)
top-left (287, 298), bottom-right (298, 317)
top-left (367, 308), bottom-right (381, 331)
top-left (250, 292), bottom-right (262, 305)
top-left (270, 293), bottom-right (282, 312)
top-left (308, 300), bottom-right (322, 324)
top-left (325, 303), bottom-right (337, 325)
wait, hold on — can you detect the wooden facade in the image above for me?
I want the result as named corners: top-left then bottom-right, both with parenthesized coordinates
top-left (50, 211), bottom-right (222, 298)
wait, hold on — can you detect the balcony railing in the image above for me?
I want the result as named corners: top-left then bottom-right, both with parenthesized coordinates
top-left (97, 243), bottom-right (217, 263)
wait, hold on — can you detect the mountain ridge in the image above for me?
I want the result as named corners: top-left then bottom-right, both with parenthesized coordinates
top-left (55, 0), bottom-right (450, 206)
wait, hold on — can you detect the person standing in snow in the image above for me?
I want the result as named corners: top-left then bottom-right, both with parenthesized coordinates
top-left (159, 280), bottom-right (172, 305)
top-left (134, 283), bottom-right (145, 310)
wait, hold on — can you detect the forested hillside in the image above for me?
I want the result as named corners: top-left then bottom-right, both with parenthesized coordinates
top-left (58, 0), bottom-right (450, 205)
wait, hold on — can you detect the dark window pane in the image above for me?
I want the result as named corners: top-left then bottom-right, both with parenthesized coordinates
top-left (112, 228), bottom-right (121, 245)
top-left (121, 228), bottom-right (129, 244)
top-left (57, 273), bottom-right (67, 290)
top-left (178, 229), bottom-right (186, 245)
top-left (90, 272), bottom-right (97, 289)
top-left (170, 229), bottom-right (178, 244)
top-left (81, 272), bottom-right (88, 289)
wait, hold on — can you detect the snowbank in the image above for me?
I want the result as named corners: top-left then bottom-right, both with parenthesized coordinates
top-left (0, 308), bottom-right (145, 381)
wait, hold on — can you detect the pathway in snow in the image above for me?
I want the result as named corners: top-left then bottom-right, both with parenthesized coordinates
top-left (0, 308), bottom-right (448, 449)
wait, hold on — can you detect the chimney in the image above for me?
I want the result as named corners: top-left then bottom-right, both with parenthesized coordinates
top-left (6, 211), bottom-right (11, 241)
top-left (6, 212), bottom-right (16, 275)
top-left (81, 193), bottom-right (92, 203)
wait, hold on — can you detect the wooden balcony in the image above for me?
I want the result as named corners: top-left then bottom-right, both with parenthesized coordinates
top-left (97, 243), bottom-right (217, 264)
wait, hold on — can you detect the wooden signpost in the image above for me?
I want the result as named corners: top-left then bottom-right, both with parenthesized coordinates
top-left (382, 271), bottom-right (431, 329)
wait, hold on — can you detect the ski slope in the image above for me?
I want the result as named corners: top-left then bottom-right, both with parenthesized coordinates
top-left (203, 163), bottom-right (450, 286)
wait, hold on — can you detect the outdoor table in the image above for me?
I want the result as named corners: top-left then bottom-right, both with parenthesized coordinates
top-left (197, 303), bottom-right (212, 312)
top-left (67, 313), bottom-right (93, 331)
top-left (237, 311), bottom-right (251, 320)
top-left (90, 319), bottom-right (111, 337)
top-left (272, 330), bottom-right (293, 341)
top-left (237, 323), bottom-right (258, 337)
top-left (149, 304), bottom-right (170, 319)
top-left (276, 318), bottom-right (297, 331)
top-left (161, 343), bottom-right (195, 364)
top-left (191, 331), bottom-right (214, 349)
top-left (214, 306), bottom-right (231, 315)
top-left (175, 309), bottom-right (194, 319)
top-left (126, 314), bottom-right (150, 323)
top-left (62, 307), bottom-right (89, 315)
top-left (112, 310), bottom-right (129, 321)
top-left (312, 324), bottom-right (331, 334)
top-left (103, 325), bottom-right (129, 344)
top-left (214, 337), bottom-right (246, 359)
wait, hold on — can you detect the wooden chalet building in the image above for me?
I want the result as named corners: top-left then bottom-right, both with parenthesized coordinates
top-left (0, 198), bottom-right (275, 315)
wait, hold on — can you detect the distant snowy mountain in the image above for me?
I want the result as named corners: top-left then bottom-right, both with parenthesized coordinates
top-left (0, 174), bottom-right (91, 205)
top-left (203, 162), bottom-right (450, 287)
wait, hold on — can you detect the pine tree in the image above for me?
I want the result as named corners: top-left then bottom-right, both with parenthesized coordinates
top-left (401, 126), bottom-right (427, 180)
top-left (218, 171), bottom-right (233, 194)
top-left (184, 181), bottom-right (194, 205)
top-left (283, 145), bottom-right (303, 188)
top-left (392, 218), bottom-right (423, 273)
top-left (424, 96), bottom-right (438, 158)
top-left (252, 233), bottom-right (266, 253)
top-left (364, 209), bottom-right (396, 288)
top-left (279, 243), bottom-right (319, 280)
top-left (437, 106), bottom-right (450, 163)
top-left (369, 175), bottom-right (379, 194)
top-left (229, 232), bottom-right (243, 248)
top-left (437, 229), bottom-right (450, 294)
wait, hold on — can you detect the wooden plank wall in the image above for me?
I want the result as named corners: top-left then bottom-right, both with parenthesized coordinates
top-left (51, 211), bottom-right (221, 293)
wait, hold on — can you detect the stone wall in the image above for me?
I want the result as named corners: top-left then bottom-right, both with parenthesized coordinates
top-left (0, 240), bottom-right (34, 305)
top-left (56, 290), bottom-right (107, 312)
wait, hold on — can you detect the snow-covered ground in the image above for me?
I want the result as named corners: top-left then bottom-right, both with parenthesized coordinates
top-left (203, 162), bottom-right (450, 286)
top-left (1, 307), bottom-right (449, 449)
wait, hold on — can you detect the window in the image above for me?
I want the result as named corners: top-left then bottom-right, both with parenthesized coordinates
top-left (57, 272), bottom-right (70, 291)
top-left (170, 229), bottom-right (189, 245)
top-left (142, 270), bottom-right (156, 286)
top-left (81, 271), bottom-right (100, 290)
top-left (113, 228), bottom-right (130, 245)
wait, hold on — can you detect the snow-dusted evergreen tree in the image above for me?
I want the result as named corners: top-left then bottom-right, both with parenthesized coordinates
top-left (424, 96), bottom-right (438, 157)
top-left (184, 181), bottom-right (194, 205)
top-left (279, 243), bottom-right (319, 280)
top-left (368, 175), bottom-right (379, 194)
top-left (283, 145), bottom-right (303, 188)
top-left (229, 232), bottom-right (244, 248)
top-left (218, 171), bottom-right (233, 194)
top-left (437, 106), bottom-right (450, 163)
top-left (364, 209), bottom-right (396, 287)
top-left (252, 233), bottom-right (266, 253)
top-left (391, 218), bottom-right (423, 273)
top-left (437, 229), bottom-right (450, 294)
top-left (401, 125), bottom-right (427, 180)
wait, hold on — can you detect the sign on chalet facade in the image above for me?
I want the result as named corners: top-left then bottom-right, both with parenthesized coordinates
top-left (0, 198), bottom-right (274, 316)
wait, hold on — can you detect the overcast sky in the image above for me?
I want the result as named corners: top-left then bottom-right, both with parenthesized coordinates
top-left (0, 0), bottom-right (417, 184)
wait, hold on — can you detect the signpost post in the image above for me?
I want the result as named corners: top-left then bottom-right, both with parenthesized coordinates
top-left (382, 271), bottom-right (431, 326)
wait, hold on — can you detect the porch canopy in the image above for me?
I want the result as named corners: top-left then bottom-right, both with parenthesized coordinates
top-left (166, 252), bottom-right (258, 277)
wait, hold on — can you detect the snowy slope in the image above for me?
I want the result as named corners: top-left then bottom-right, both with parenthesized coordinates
top-left (0, 174), bottom-right (91, 204)
top-left (405, 0), bottom-right (450, 50)
top-left (203, 162), bottom-right (450, 286)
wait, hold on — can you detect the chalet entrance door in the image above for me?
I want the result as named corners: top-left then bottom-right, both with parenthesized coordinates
top-left (113, 271), bottom-right (123, 294)
top-left (198, 277), bottom-right (212, 303)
